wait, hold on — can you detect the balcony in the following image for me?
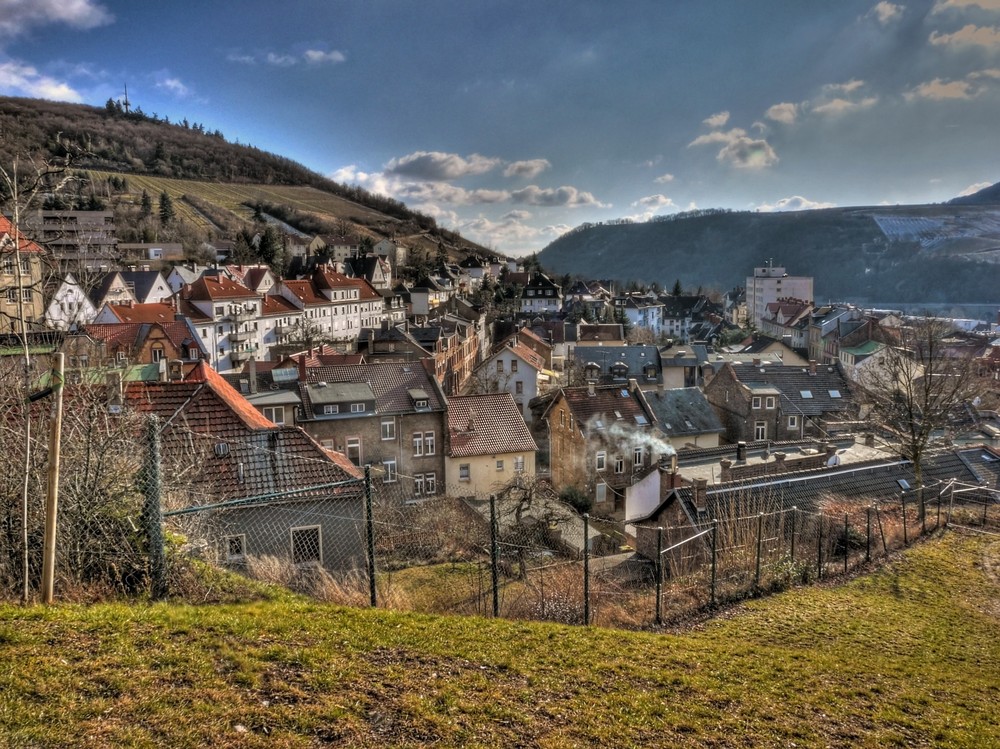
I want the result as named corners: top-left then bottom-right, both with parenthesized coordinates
top-left (229, 344), bottom-right (259, 363)
top-left (227, 305), bottom-right (255, 324)
top-left (228, 329), bottom-right (252, 344)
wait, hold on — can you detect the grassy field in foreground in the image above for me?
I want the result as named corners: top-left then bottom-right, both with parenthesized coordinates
top-left (1, 531), bottom-right (998, 748)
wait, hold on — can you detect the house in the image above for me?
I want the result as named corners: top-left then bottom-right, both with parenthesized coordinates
top-left (118, 269), bottom-right (173, 304)
top-left (572, 344), bottom-right (663, 390)
top-left (446, 392), bottom-right (538, 496)
top-left (733, 334), bottom-right (808, 367)
top-left (642, 387), bottom-right (725, 451)
top-left (0, 215), bottom-right (47, 329)
top-left (518, 272), bottom-right (563, 316)
top-left (116, 242), bottom-right (185, 267)
top-left (308, 234), bottom-right (360, 262)
top-left (20, 209), bottom-right (116, 269)
top-left (344, 254), bottom-right (393, 291)
top-left (477, 335), bottom-right (546, 421)
top-left (543, 380), bottom-right (667, 519)
top-left (295, 360), bottom-right (449, 500)
top-left (759, 298), bottom-right (812, 354)
top-left (746, 264), bottom-right (813, 329)
top-left (89, 271), bottom-right (137, 311)
top-left (225, 264), bottom-right (277, 295)
top-left (704, 360), bottom-right (856, 443)
top-left (44, 272), bottom-right (97, 331)
top-left (615, 293), bottom-right (666, 337)
top-left (659, 345), bottom-right (710, 389)
top-left (66, 321), bottom-right (204, 369)
top-left (124, 360), bottom-right (365, 574)
top-left (176, 275), bottom-right (264, 372)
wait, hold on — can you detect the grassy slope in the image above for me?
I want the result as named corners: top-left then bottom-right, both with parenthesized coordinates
top-left (1, 532), bottom-right (998, 748)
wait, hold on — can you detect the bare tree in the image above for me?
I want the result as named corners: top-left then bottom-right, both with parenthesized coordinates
top-left (856, 317), bottom-right (978, 490)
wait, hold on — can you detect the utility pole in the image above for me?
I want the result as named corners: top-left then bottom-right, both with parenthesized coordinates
top-left (41, 353), bottom-right (65, 604)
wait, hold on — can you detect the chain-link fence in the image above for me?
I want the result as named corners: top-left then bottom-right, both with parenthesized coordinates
top-left (4, 400), bottom-right (999, 629)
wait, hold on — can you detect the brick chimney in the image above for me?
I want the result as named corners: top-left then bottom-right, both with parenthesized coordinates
top-left (692, 478), bottom-right (708, 513)
top-left (809, 359), bottom-right (817, 375)
top-left (774, 452), bottom-right (787, 472)
top-left (736, 441), bottom-right (747, 462)
top-left (297, 353), bottom-right (307, 382)
top-left (249, 357), bottom-right (258, 394)
top-left (720, 458), bottom-right (732, 482)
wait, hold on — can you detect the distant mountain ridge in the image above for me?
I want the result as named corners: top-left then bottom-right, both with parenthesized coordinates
top-left (537, 196), bottom-right (1000, 307)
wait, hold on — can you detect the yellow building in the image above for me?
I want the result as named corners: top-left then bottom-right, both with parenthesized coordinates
top-left (0, 215), bottom-right (47, 330)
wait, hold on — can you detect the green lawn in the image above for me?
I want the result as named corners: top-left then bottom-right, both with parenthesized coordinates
top-left (1, 531), bottom-right (998, 748)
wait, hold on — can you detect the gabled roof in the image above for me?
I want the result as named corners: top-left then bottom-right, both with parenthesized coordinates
top-left (261, 294), bottom-right (301, 316)
top-left (118, 270), bottom-right (167, 302)
top-left (488, 339), bottom-right (545, 371)
top-left (728, 362), bottom-right (854, 416)
top-left (448, 392), bottom-right (538, 458)
top-left (298, 361), bottom-right (446, 418)
top-left (182, 274), bottom-right (259, 301)
top-left (124, 361), bottom-right (361, 502)
top-left (82, 321), bottom-right (200, 353)
top-left (103, 302), bottom-right (177, 324)
top-left (642, 387), bottom-right (724, 437)
top-left (551, 383), bottom-right (656, 433)
top-left (0, 215), bottom-right (43, 253)
top-left (578, 323), bottom-right (625, 342)
top-left (88, 272), bottom-right (133, 306)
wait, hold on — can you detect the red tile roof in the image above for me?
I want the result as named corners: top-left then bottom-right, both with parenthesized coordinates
top-left (0, 215), bottom-right (43, 253)
top-left (448, 393), bottom-right (537, 458)
top-left (184, 275), bottom-right (259, 301)
top-left (556, 384), bottom-right (656, 434)
top-left (82, 321), bottom-right (200, 352)
top-left (283, 280), bottom-right (329, 306)
top-left (105, 303), bottom-right (177, 323)
top-left (261, 294), bottom-right (301, 316)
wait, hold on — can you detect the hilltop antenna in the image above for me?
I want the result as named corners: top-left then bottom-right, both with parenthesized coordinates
top-left (122, 83), bottom-right (131, 114)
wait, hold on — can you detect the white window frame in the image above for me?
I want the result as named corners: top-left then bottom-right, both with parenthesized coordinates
top-left (412, 432), bottom-right (423, 456)
top-left (596, 451), bottom-right (606, 471)
top-left (752, 396), bottom-right (762, 409)
top-left (765, 396), bottom-right (776, 409)
top-left (346, 437), bottom-right (362, 466)
top-left (350, 402), bottom-right (364, 413)
top-left (382, 458), bottom-right (397, 483)
top-left (633, 447), bottom-right (643, 468)
top-left (615, 456), bottom-right (625, 474)
top-left (414, 474), bottom-right (425, 496)
top-left (322, 404), bottom-right (338, 415)
top-left (424, 431), bottom-right (435, 456)
top-left (381, 418), bottom-right (395, 440)
top-left (496, 459), bottom-right (505, 471)
top-left (787, 415), bottom-right (798, 429)
top-left (424, 472), bottom-right (436, 496)
top-left (754, 421), bottom-right (767, 440)
top-left (514, 455), bottom-right (525, 473)
top-left (595, 482), bottom-right (607, 503)
top-left (262, 405), bottom-right (285, 425)
top-left (459, 464), bottom-right (471, 481)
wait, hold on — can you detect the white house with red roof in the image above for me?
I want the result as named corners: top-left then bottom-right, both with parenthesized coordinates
top-left (45, 272), bottom-right (98, 330)
top-left (476, 334), bottom-right (547, 421)
top-left (176, 275), bottom-right (264, 372)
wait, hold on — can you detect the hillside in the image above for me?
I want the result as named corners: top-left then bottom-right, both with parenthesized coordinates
top-left (0, 532), bottom-right (997, 747)
top-left (538, 202), bottom-right (1000, 307)
top-left (0, 96), bottom-right (487, 260)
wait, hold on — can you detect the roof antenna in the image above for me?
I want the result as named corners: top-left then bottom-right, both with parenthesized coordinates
top-left (122, 83), bottom-right (131, 114)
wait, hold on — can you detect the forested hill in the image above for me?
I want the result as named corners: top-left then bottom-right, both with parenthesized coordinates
top-left (537, 202), bottom-right (1000, 306)
top-left (0, 96), bottom-right (432, 231)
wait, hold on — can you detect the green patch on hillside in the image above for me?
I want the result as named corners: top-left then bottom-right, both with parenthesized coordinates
top-left (0, 532), bottom-right (997, 747)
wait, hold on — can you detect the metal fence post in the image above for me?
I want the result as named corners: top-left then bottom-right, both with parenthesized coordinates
top-left (920, 488), bottom-right (926, 536)
top-left (875, 501), bottom-right (888, 553)
top-left (710, 519), bottom-right (718, 608)
top-left (983, 497), bottom-right (990, 526)
top-left (843, 513), bottom-right (849, 575)
top-left (754, 512), bottom-right (763, 589)
top-left (583, 513), bottom-right (590, 626)
top-left (489, 494), bottom-right (499, 618)
top-left (901, 493), bottom-right (908, 546)
top-left (142, 414), bottom-right (167, 600)
top-left (364, 464), bottom-right (376, 608)
top-left (936, 489), bottom-right (942, 530)
top-left (790, 506), bottom-right (797, 561)
top-left (866, 507), bottom-right (872, 563)
top-left (816, 516), bottom-right (823, 581)
top-left (947, 484), bottom-right (955, 527)
top-left (655, 527), bottom-right (663, 626)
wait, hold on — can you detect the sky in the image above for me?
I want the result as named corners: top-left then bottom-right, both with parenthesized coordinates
top-left (2, 0), bottom-right (1000, 256)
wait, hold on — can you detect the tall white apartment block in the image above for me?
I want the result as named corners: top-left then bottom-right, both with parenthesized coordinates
top-left (746, 264), bottom-right (813, 329)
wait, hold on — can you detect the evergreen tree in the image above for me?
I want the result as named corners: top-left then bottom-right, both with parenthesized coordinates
top-left (139, 190), bottom-right (152, 218)
top-left (158, 191), bottom-right (175, 226)
top-left (672, 278), bottom-right (683, 296)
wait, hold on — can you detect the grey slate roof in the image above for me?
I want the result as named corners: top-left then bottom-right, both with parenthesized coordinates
top-left (642, 387), bottom-right (724, 437)
top-left (298, 361), bottom-right (445, 418)
top-left (729, 362), bottom-right (854, 417)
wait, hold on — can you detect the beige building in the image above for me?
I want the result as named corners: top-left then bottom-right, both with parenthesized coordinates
top-left (0, 215), bottom-right (47, 329)
top-left (746, 264), bottom-right (813, 329)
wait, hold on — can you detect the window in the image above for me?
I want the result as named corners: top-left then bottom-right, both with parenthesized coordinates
top-left (225, 534), bottom-right (246, 561)
top-left (350, 402), bottom-right (364, 413)
top-left (6, 289), bottom-right (16, 303)
top-left (346, 437), bottom-right (361, 466)
top-left (459, 464), bottom-right (470, 481)
top-left (412, 432), bottom-right (424, 456)
top-left (754, 421), bottom-right (767, 440)
top-left (291, 526), bottom-right (322, 566)
top-left (787, 415), bottom-right (798, 429)
top-left (515, 380), bottom-right (523, 394)
top-left (828, 390), bottom-right (842, 399)
top-left (765, 396), bottom-right (776, 409)
top-left (596, 482), bottom-right (607, 503)
top-left (425, 472), bottom-right (436, 496)
top-left (21, 289), bottom-right (31, 302)
top-left (510, 359), bottom-right (518, 373)
top-left (633, 447), bottom-right (643, 468)
top-left (263, 406), bottom-right (285, 425)
top-left (800, 390), bottom-right (813, 399)
top-left (116, 350), bottom-right (127, 363)
top-left (381, 419), bottom-right (395, 440)
top-left (383, 458), bottom-right (397, 483)
top-left (323, 404), bottom-right (338, 415)
top-left (424, 431), bottom-right (435, 455)
top-left (414, 474), bottom-right (425, 496)
top-left (596, 451), bottom-right (606, 470)
top-left (514, 456), bottom-right (525, 473)
top-left (151, 346), bottom-right (165, 362)
top-left (496, 459), bottom-right (505, 471)
top-left (615, 456), bottom-right (625, 474)
top-left (752, 396), bottom-right (762, 409)
top-left (496, 360), bottom-right (504, 373)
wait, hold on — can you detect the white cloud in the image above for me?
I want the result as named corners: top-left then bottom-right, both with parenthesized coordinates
top-left (765, 102), bottom-right (799, 124)
top-left (0, 0), bottom-right (112, 40)
top-left (0, 60), bottom-right (82, 102)
top-left (905, 77), bottom-right (975, 100)
top-left (632, 194), bottom-right (676, 210)
top-left (502, 209), bottom-right (532, 220)
top-left (156, 76), bottom-right (191, 98)
top-left (541, 224), bottom-right (573, 238)
top-left (822, 79), bottom-right (866, 95)
top-left (702, 111), bottom-right (730, 128)
top-left (930, 24), bottom-right (1000, 46)
top-left (510, 185), bottom-right (609, 208)
top-left (397, 181), bottom-right (509, 205)
top-left (717, 137), bottom-right (779, 169)
top-left (757, 196), bottom-right (837, 212)
top-left (868, 2), bottom-right (904, 24)
top-left (958, 181), bottom-right (992, 195)
top-left (933, 0), bottom-right (1000, 12)
top-left (654, 173), bottom-right (675, 184)
top-left (385, 151), bottom-right (502, 180)
top-left (227, 53), bottom-right (256, 65)
top-left (812, 96), bottom-right (879, 115)
top-left (265, 52), bottom-right (297, 67)
top-left (304, 49), bottom-right (347, 64)
top-left (688, 127), bottom-right (748, 147)
top-left (503, 159), bottom-right (551, 179)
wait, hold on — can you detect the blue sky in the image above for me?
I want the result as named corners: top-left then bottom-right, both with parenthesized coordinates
top-left (2, 0), bottom-right (1000, 255)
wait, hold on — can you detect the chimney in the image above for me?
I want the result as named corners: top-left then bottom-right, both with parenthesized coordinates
top-left (659, 454), bottom-right (681, 493)
top-left (736, 441), bottom-right (747, 462)
top-left (774, 452), bottom-right (787, 472)
top-left (752, 358), bottom-right (761, 367)
top-left (297, 354), bottom-right (307, 382)
top-left (824, 442), bottom-right (836, 460)
top-left (720, 458), bottom-right (732, 483)
top-left (864, 432), bottom-right (875, 448)
top-left (809, 359), bottom-right (817, 375)
top-left (467, 411), bottom-right (476, 432)
top-left (249, 357), bottom-right (258, 394)
top-left (692, 478), bottom-right (708, 513)
top-left (587, 381), bottom-right (595, 397)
